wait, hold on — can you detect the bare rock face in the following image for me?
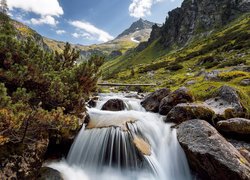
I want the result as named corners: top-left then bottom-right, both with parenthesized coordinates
top-left (141, 88), bottom-right (171, 112)
top-left (165, 103), bottom-right (215, 124)
top-left (159, 87), bottom-right (194, 115)
top-left (101, 99), bottom-right (126, 111)
top-left (156, 0), bottom-right (250, 48)
top-left (217, 118), bottom-right (250, 135)
top-left (205, 85), bottom-right (246, 120)
top-left (177, 120), bottom-right (250, 180)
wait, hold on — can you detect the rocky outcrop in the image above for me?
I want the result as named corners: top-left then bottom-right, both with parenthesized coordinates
top-left (165, 103), bottom-right (215, 124)
top-left (205, 85), bottom-right (246, 119)
top-left (142, 0), bottom-right (250, 49)
top-left (217, 118), bottom-right (250, 135)
top-left (159, 87), bottom-right (194, 115)
top-left (141, 88), bottom-right (170, 112)
top-left (101, 99), bottom-right (126, 111)
top-left (177, 120), bottom-right (250, 180)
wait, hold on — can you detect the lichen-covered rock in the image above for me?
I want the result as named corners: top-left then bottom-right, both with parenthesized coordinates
top-left (37, 167), bottom-right (63, 180)
top-left (141, 88), bottom-right (171, 112)
top-left (177, 120), bottom-right (250, 180)
top-left (205, 85), bottom-right (246, 119)
top-left (217, 118), bottom-right (250, 135)
top-left (165, 103), bottom-right (215, 124)
top-left (159, 87), bottom-right (194, 115)
top-left (101, 99), bottom-right (126, 111)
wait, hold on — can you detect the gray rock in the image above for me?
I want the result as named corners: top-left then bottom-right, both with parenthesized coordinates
top-left (204, 70), bottom-right (222, 80)
top-left (101, 99), bottom-right (126, 111)
top-left (240, 79), bottom-right (250, 86)
top-left (38, 167), bottom-right (63, 180)
top-left (177, 120), bottom-right (250, 180)
top-left (217, 118), bottom-right (250, 135)
top-left (165, 103), bottom-right (215, 124)
top-left (159, 87), bottom-right (194, 115)
top-left (141, 88), bottom-right (171, 112)
top-left (185, 80), bottom-right (196, 86)
top-left (205, 85), bottom-right (246, 119)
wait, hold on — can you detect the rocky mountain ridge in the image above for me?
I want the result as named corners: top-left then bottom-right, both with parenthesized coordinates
top-left (139, 0), bottom-right (250, 50)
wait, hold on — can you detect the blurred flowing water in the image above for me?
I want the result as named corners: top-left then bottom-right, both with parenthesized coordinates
top-left (48, 93), bottom-right (192, 180)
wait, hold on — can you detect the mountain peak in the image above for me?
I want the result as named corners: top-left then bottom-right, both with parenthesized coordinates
top-left (116, 19), bottom-right (156, 39)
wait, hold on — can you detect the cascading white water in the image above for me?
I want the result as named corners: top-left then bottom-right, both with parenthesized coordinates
top-left (48, 93), bottom-right (192, 180)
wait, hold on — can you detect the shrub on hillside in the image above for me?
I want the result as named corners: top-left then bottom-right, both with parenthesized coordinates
top-left (0, 13), bottom-right (103, 144)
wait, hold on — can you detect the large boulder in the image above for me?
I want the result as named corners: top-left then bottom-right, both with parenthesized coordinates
top-left (101, 99), bottom-right (126, 111)
top-left (177, 120), bottom-right (250, 180)
top-left (141, 88), bottom-right (170, 112)
top-left (217, 118), bottom-right (250, 135)
top-left (159, 87), bottom-right (194, 115)
top-left (165, 103), bottom-right (215, 124)
top-left (205, 85), bottom-right (246, 120)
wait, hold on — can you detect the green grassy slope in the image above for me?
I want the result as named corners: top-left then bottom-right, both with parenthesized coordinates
top-left (101, 13), bottom-right (250, 114)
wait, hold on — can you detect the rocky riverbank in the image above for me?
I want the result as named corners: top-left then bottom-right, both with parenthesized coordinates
top-left (141, 85), bottom-right (250, 179)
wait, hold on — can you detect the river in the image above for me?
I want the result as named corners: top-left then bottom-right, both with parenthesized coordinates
top-left (47, 93), bottom-right (192, 180)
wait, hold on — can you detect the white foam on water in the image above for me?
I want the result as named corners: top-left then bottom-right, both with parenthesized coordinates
top-left (47, 93), bottom-right (192, 180)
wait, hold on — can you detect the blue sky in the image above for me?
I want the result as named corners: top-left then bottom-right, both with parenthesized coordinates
top-left (7, 0), bottom-right (183, 45)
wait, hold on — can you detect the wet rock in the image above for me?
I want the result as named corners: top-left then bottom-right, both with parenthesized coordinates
top-left (217, 118), bottom-right (250, 135)
top-left (141, 88), bottom-right (171, 112)
top-left (159, 87), bottom-right (194, 115)
top-left (37, 167), bottom-right (63, 180)
top-left (240, 79), bottom-right (250, 86)
top-left (205, 85), bottom-right (246, 119)
top-left (87, 97), bottom-right (98, 108)
top-left (227, 139), bottom-right (250, 164)
top-left (101, 99), bottom-right (126, 111)
top-left (177, 120), bottom-right (250, 180)
top-left (165, 103), bottom-right (215, 124)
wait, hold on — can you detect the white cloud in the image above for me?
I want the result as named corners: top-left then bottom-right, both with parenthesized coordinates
top-left (30, 15), bottom-right (58, 26)
top-left (7, 0), bottom-right (63, 16)
top-left (7, 0), bottom-right (63, 26)
top-left (56, 30), bottom-right (66, 35)
top-left (70, 20), bottom-right (114, 42)
top-left (129, 0), bottom-right (163, 18)
top-left (72, 32), bottom-right (94, 40)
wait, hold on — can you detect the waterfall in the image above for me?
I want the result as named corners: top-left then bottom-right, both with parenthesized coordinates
top-left (48, 93), bottom-right (192, 180)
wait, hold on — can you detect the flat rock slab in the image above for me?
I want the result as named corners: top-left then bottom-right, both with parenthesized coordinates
top-left (177, 120), bottom-right (250, 180)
